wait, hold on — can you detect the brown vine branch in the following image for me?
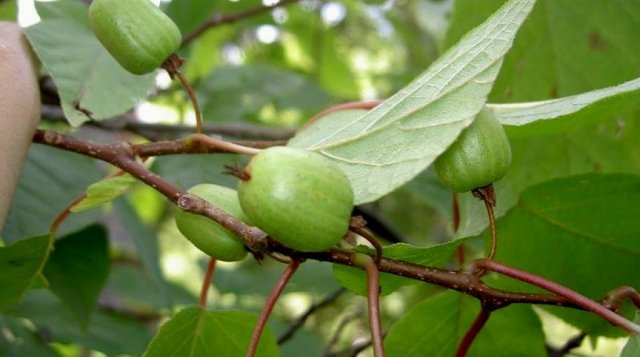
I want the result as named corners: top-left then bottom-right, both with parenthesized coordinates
top-left (131, 133), bottom-right (267, 158)
top-left (278, 288), bottom-right (346, 344)
top-left (181, 0), bottom-right (300, 47)
top-left (32, 129), bottom-right (640, 336)
top-left (475, 259), bottom-right (640, 334)
top-left (246, 259), bottom-right (301, 357)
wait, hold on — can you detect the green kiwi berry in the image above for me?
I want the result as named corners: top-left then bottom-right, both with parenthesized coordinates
top-left (238, 146), bottom-right (354, 252)
top-left (88, 0), bottom-right (181, 75)
top-left (175, 184), bottom-right (248, 262)
top-left (435, 108), bottom-right (512, 192)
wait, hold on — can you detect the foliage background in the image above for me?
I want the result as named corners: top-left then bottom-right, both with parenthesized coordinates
top-left (1, 0), bottom-right (639, 356)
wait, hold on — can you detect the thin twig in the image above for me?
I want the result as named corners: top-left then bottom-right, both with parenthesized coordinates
top-left (361, 255), bottom-right (385, 357)
top-left (41, 104), bottom-right (295, 141)
top-left (199, 258), bottom-right (217, 308)
top-left (546, 332), bottom-right (587, 357)
top-left (455, 308), bottom-right (492, 357)
top-left (476, 259), bottom-right (640, 334)
top-left (182, 0), bottom-right (301, 47)
top-left (278, 288), bottom-right (346, 344)
top-left (246, 259), bottom-right (301, 357)
top-left (301, 100), bottom-right (382, 130)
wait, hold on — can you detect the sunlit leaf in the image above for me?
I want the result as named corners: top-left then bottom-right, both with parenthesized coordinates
top-left (290, 0), bottom-right (536, 204)
top-left (488, 77), bottom-right (640, 126)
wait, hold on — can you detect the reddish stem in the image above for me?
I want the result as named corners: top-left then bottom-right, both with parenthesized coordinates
top-left (49, 170), bottom-right (126, 236)
top-left (174, 70), bottom-right (203, 134)
top-left (484, 198), bottom-right (497, 263)
top-left (301, 100), bottom-right (383, 130)
top-left (350, 225), bottom-right (383, 265)
top-left (352, 253), bottom-right (385, 357)
top-left (246, 260), bottom-right (301, 357)
top-left (455, 308), bottom-right (491, 357)
top-left (476, 259), bottom-right (640, 334)
top-left (199, 258), bottom-right (217, 308)
top-left (452, 192), bottom-right (460, 232)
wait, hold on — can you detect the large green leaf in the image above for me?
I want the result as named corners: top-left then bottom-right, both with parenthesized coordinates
top-left (1, 145), bottom-right (103, 243)
top-left (23, 0), bottom-right (155, 126)
top-left (112, 199), bottom-right (172, 308)
top-left (0, 316), bottom-right (60, 357)
top-left (446, 0), bottom-right (640, 102)
top-left (492, 174), bottom-right (640, 336)
top-left (0, 234), bottom-right (51, 307)
top-left (43, 225), bottom-right (110, 328)
top-left (385, 291), bottom-right (546, 356)
top-left (289, 0), bottom-right (535, 204)
top-left (143, 307), bottom-right (279, 357)
top-left (333, 240), bottom-right (465, 296)
top-left (10, 289), bottom-right (153, 356)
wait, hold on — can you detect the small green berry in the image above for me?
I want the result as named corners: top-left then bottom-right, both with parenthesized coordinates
top-left (175, 184), bottom-right (248, 262)
top-left (238, 147), bottom-right (354, 252)
top-left (435, 108), bottom-right (512, 192)
top-left (89, 0), bottom-right (181, 75)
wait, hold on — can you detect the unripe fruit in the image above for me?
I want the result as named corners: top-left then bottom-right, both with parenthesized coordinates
top-left (435, 108), bottom-right (512, 192)
top-left (238, 147), bottom-right (354, 252)
top-left (175, 184), bottom-right (248, 262)
top-left (88, 0), bottom-right (181, 75)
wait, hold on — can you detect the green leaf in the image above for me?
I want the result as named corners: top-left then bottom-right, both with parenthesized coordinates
top-left (43, 225), bottom-right (110, 328)
top-left (151, 153), bottom-right (242, 191)
top-left (621, 313), bottom-right (640, 357)
top-left (24, 0), bottom-right (155, 127)
top-left (289, 0), bottom-right (536, 204)
top-left (143, 307), bottom-right (279, 357)
top-left (333, 240), bottom-right (465, 296)
top-left (493, 174), bottom-right (640, 336)
top-left (112, 199), bottom-right (172, 308)
top-left (11, 289), bottom-right (153, 356)
top-left (0, 0), bottom-right (17, 21)
top-left (0, 316), bottom-right (60, 357)
top-left (1, 145), bottom-right (103, 244)
top-left (198, 64), bottom-right (329, 125)
top-left (488, 77), bottom-right (640, 127)
top-left (0, 234), bottom-right (52, 307)
top-left (70, 175), bottom-right (137, 212)
top-left (385, 291), bottom-right (546, 356)
top-left (447, 0), bottom-right (640, 102)
top-left (165, 0), bottom-right (217, 34)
